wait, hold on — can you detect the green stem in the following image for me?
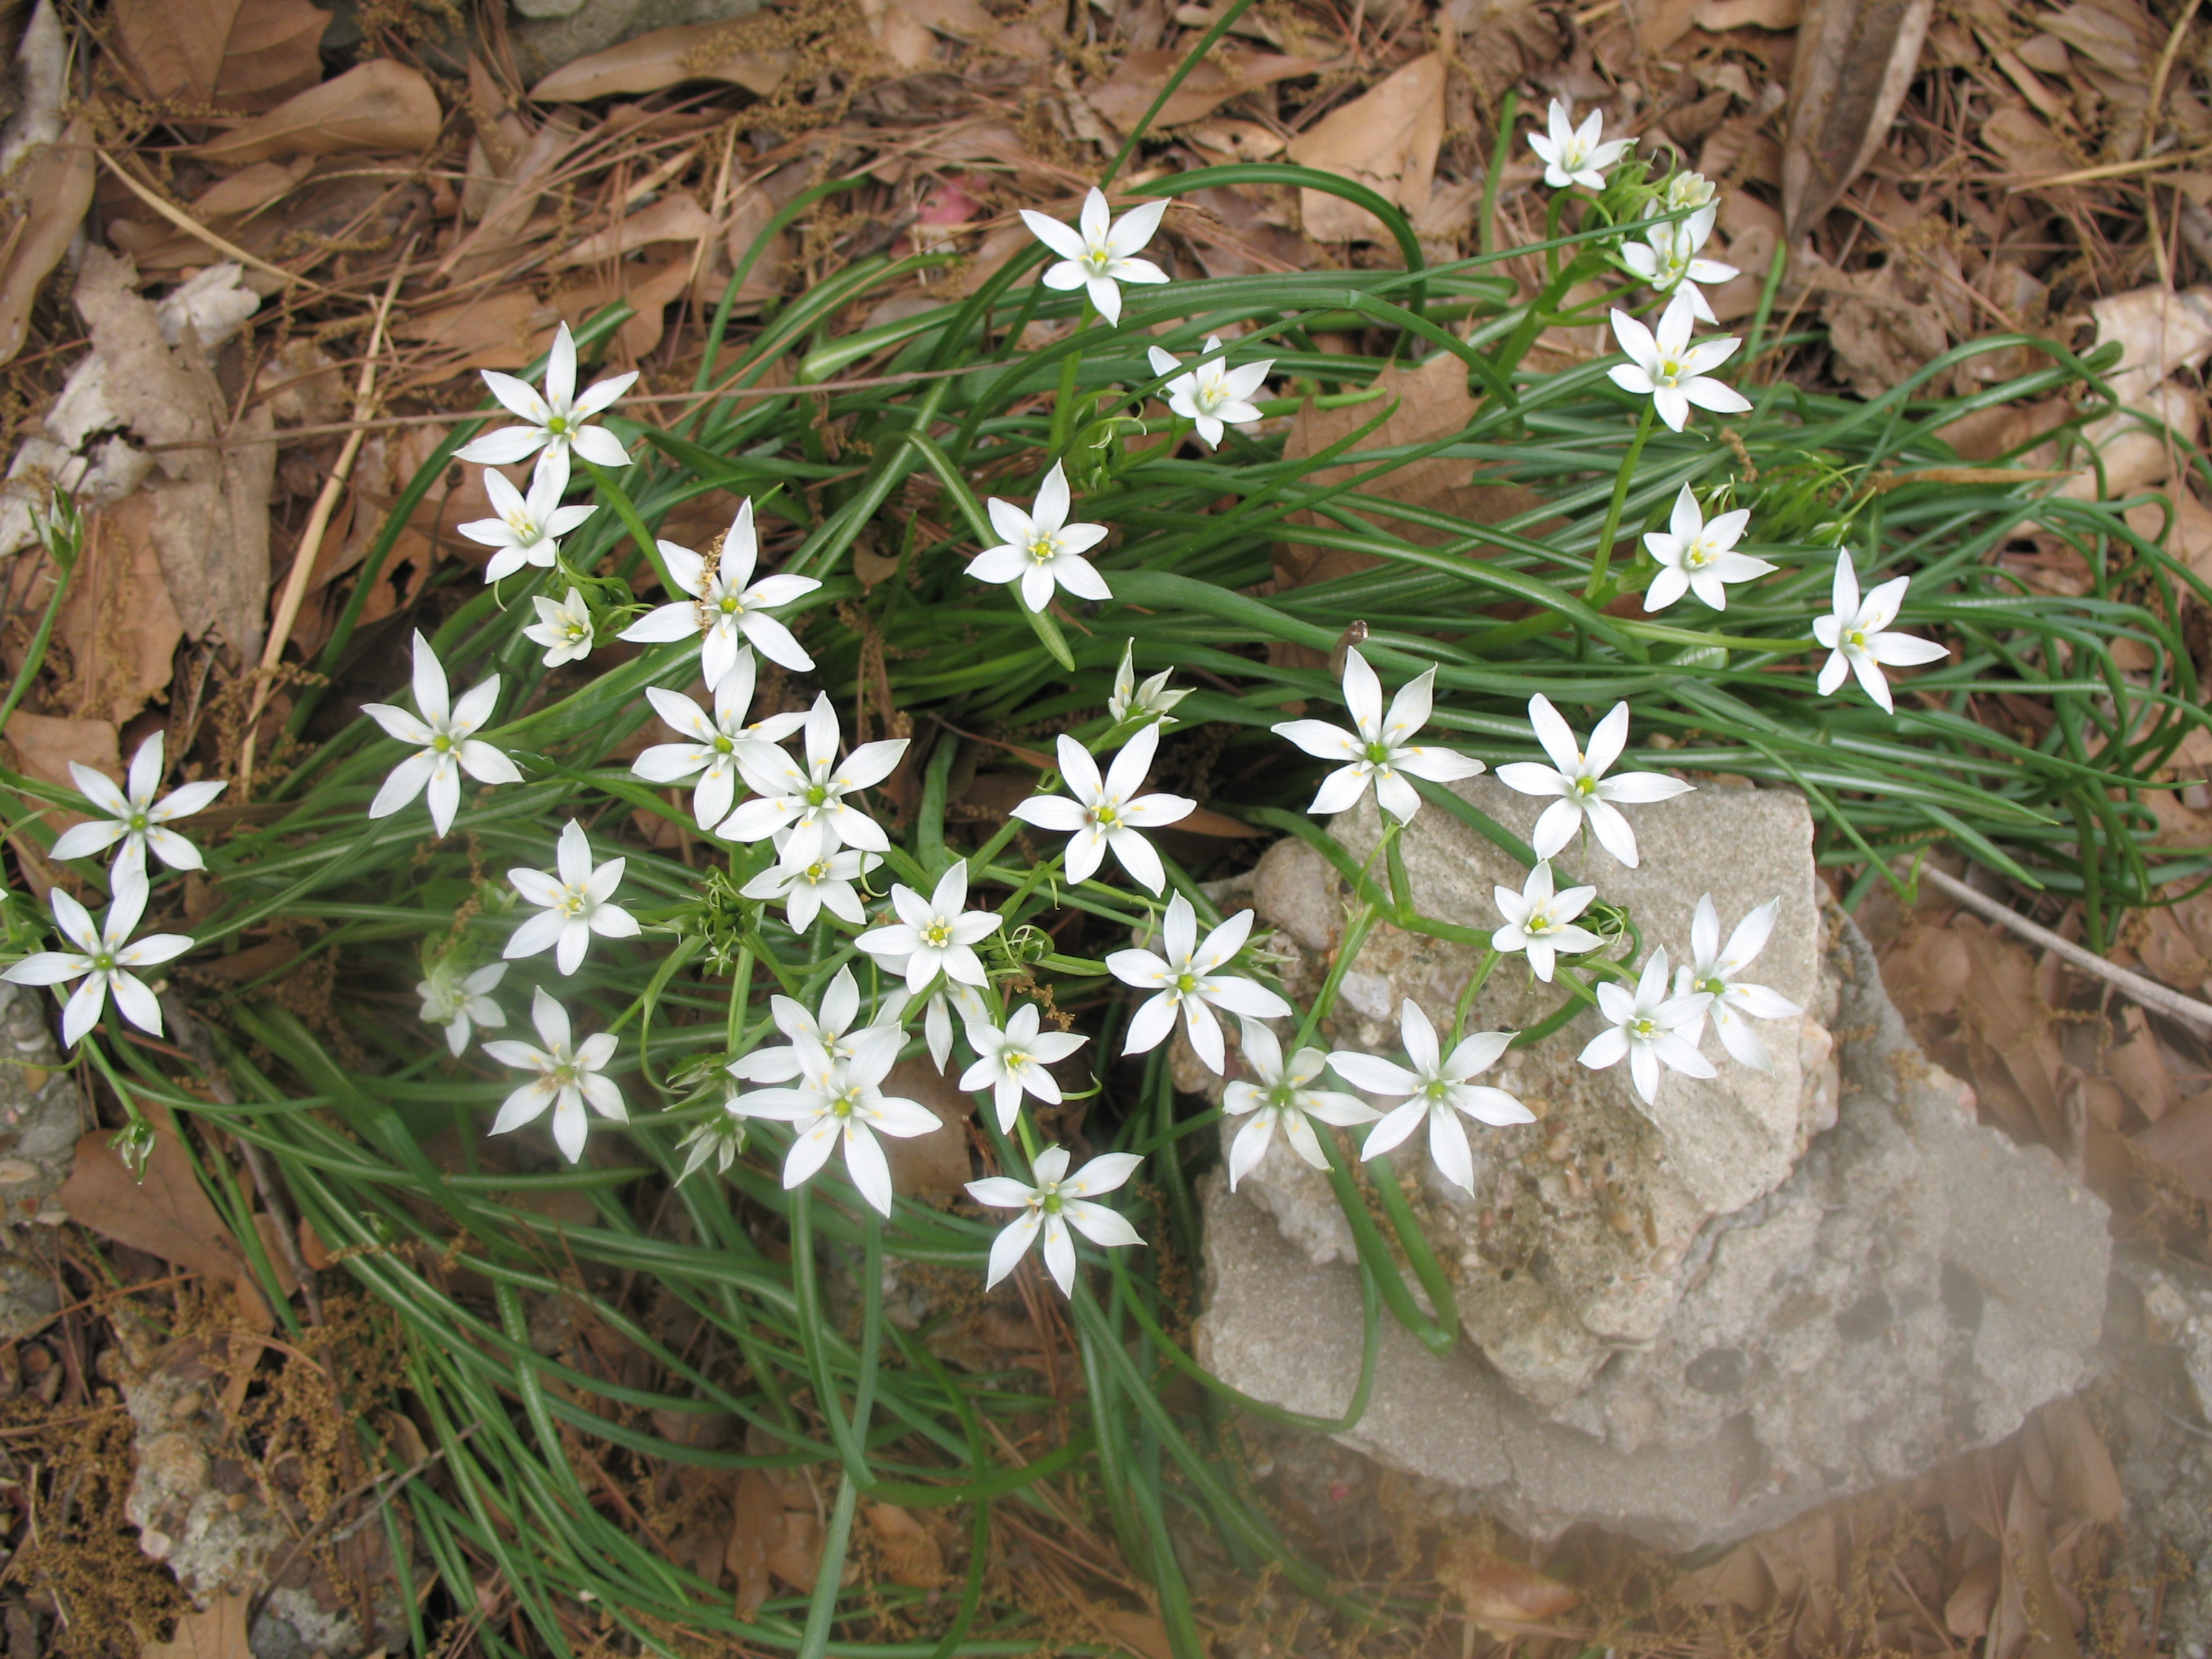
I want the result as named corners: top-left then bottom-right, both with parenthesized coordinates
top-left (1367, 1153), bottom-right (1460, 1347)
top-left (1585, 400), bottom-right (1657, 602)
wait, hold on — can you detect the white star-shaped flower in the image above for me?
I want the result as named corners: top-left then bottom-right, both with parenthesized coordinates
top-left (619, 500), bottom-right (822, 686)
top-left (1, 871), bottom-right (192, 1047)
top-left (721, 693), bottom-right (908, 868)
top-left (1673, 894), bottom-right (1803, 1070)
top-left (731, 1023), bottom-right (943, 1218)
top-left (739, 848), bottom-right (880, 932)
top-left (1607, 295), bottom-right (1753, 433)
top-left (1019, 187), bottom-right (1170, 326)
top-left (889, 973), bottom-right (989, 1074)
top-left (966, 462), bottom-right (1112, 615)
top-left (1527, 99), bottom-right (1633, 190)
top-left (1812, 553), bottom-right (1948, 714)
top-left (1010, 724), bottom-right (1194, 895)
top-left (678, 1112), bottom-right (747, 1182)
top-left (856, 863), bottom-right (1002, 995)
top-left (459, 452), bottom-right (597, 582)
top-left (1491, 861), bottom-right (1602, 984)
top-left (966, 1144), bottom-right (1145, 1295)
top-left (1620, 207), bottom-right (1738, 325)
top-left (632, 658), bottom-right (809, 830)
top-left (522, 587), bottom-right (596, 667)
top-left (505, 820), bottom-right (641, 975)
top-left (361, 631), bottom-right (523, 837)
top-left (1495, 695), bottom-right (1693, 868)
top-left (1107, 893), bottom-right (1290, 1075)
top-left (1272, 647), bottom-right (1486, 822)
top-left (1642, 484), bottom-right (1772, 613)
top-left (961, 1001), bottom-right (1089, 1133)
top-left (1110, 641), bottom-right (1189, 728)
top-left (1656, 171), bottom-right (1717, 212)
top-left (50, 731), bottom-right (225, 881)
top-left (1146, 335), bottom-right (1272, 449)
top-left (1331, 1000), bottom-right (1531, 1196)
top-left (1221, 1020), bottom-right (1377, 1191)
top-left (727, 966), bottom-right (881, 1087)
top-left (1579, 948), bottom-right (1715, 1106)
top-left (417, 958), bottom-right (506, 1057)
top-left (483, 986), bottom-right (626, 1164)
top-left (454, 322), bottom-right (637, 470)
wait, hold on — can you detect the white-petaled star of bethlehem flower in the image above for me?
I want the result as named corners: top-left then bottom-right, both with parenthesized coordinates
top-left (1010, 724), bottom-right (1195, 895)
top-left (1495, 694), bottom-right (1694, 869)
top-left (1579, 947), bottom-right (1715, 1107)
top-left (728, 966), bottom-right (888, 1089)
top-left (522, 587), bottom-right (595, 667)
top-left (505, 819), bottom-right (641, 975)
top-left (1528, 98), bottom-right (1633, 190)
top-left (966, 462), bottom-right (1112, 615)
top-left (857, 863), bottom-right (1002, 996)
top-left (1146, 335), bottom-right (1272, 449)
top-left (723, 693), bottom-right (908, 866)
top-left (1642, 483), bottom-right (1773, 613)
top-left (459, 452), bottom-right (596, 582)
top-left (51, 731), bottom-right (225, 880)
top-left (961, 1001), bottom-right (1089, 1133)
top-left (1331, 1000), bottom-right (1531, 1196)
top-left (1674, 894), bottom-right (1803, 1070)
top-left (1, 871), bottom-right (192, 1048)
top-left (886, 971), bottom-right (988, 1073)
top-left (619, 500), bottom-right (822, 685)
top-left (361, 631), bottom-right (523, 837)
top-left (1620, 207), bottom-right (1738, 325)
top-left (454, 322), bottom-right (636, 471)
top-left (418, 958), bottom-right (507, 1057)
top-left (966, 1145), bottom-right (1144, 1296)
top-left (1222, 1020), bottom-right (1377, 1191)
top-left (731, 1024), bottom-right (941, 1218)
top-left (1491, 860), bottom-right (1602, 984)
top-left (1107, 893), bottom-right (1290, 1075)
top-left (678, 1112), bottom-right (748, 1182)
top-left (1655, 170), bottom-right (1717, 212)
top-left (1273, 647), bottom-right (1486, 823)
top-left (1019, 186), bottom-right (1169, 327)
top-left (1607, 294), bottom-right (1753, 433)
top-left (740, 848), bottom-right (880, 932)
top-left (483, 986), bottom-right (627, 1164)
top-left (1110, 641), bottom-right (1189, 727)
top-left (1812, 552), bottom-right (1948, 714)
top-left (632, 657), bottom-right (809, 830)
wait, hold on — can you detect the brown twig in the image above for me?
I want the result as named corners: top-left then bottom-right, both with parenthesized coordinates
top-left (238, 242), bottom-right (413, 792)
top-left (1902, 860), bottom-right (2212, 1034)
top-left (93, 149), bottom-right (340, 298)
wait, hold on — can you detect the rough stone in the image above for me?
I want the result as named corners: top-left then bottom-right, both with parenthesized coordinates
top-left (1197, 797), bottom-right (2111, 1547)
top-left (0, 979), bottom-right (82, 1218)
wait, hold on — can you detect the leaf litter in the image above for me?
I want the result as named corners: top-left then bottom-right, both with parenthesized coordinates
top-left (0, 0), bottom-right (2208, 1649)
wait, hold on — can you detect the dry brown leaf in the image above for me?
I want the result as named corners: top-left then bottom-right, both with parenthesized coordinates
top-left (2131, 1094), bottom-right (2212, 1201)
top-left (1982, 104), bottom-right (2071, 176)
top-left (1695, 0), bottom-right (1799, 25)
top-left (56, 1110), bottom-right (274, 1319)
top-left (552, 191), bottom-right (716, 270)
top-left (1946, 1556), bottom-right (2002, 1638)
top-left (1085, 48), bottom-right (1329, 132)
top-left (880, 1058), bottom-right (974, 1197)
top-left (550, 251), bottom-right (696, 364)
top-left (55, 492), bottom-right (185, 725)
top-left (1435, 1539), bottom-right (1581, 1631)
top-left (1285, 52), bottom-right (1446, 243)
top-left (864, 1503), bottom-right (948, 1587)
top-left (529, 22), bottom-right (791, 102)
top-left (0, 114), bottom-right (96, 369)
top-left (194, 59), bottom-right (442, 163)
top-left (112, 0), bottom-right (330, 112)
top-left (4, 711), bottom-right (119, 836)
top-left (1782, 0), bottom-right (1934, 240)
top-left (2030, 1398), bottom-right (2124, 1524)
top-left (859, 0), bottom-right (1003, 69)
top-left (138, 1591), bottom-right (253, 1659)
top-left (2105, 1005), bottom-right (2180, 1122)
top-left (1090, 1609), bottom-right (1174, 1659)
top-left (73, 250), bottom-right (274, 659)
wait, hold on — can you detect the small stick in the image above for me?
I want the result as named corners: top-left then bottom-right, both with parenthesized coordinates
top-left (1902, 860), bottom-right (2212, 1034)
top-left (237, 244), bottom-right (412, 791)
top-left (94, 150), bottom-right (338, 298)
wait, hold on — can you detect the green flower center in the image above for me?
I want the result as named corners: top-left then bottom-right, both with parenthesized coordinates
top-left (1573, 774), bottom-right (1598, 797)
top-left (1087, 801), bottom-right (1120, 830)
top-left (1629, 1016), bottom-right (1659, 1040)
top-left (1039, 1184), bottom-right (1066, 1213)
top-left (1174, 971), bottom-right (1199, 995)
top-left (1082, 247), bottom-right (1113, 273)
top-left (547, 414), bottom-right (570, 435)
top-left (1526, 914), bottom-right (1556, 936)
top-left (557, 887), bottom-right (588, 917)
top-left (719, 595), bottom-right (743, 616)
top-left (1028, 536), bottom-right (1058, 565)
top-left (128, 811), bottom-right (150, 832)
top-left (431, 733), bottom-right (454, 754)
top-left (1364, 740), bottom-right (1392, 765)
top-left (713, 735), bottom-right (733, 755)
top-left (923, 922), bottom-right (952, 949)
top-left (1695, 974), bottom-right (1726, 998)
top-left (805, 784), bottom-right (830, 809)
top-left (90, 950), bottom-right (114, 973)
top-left (1846, 628), bottom-right (1869, 651)
top-left (1684, 544), bottom-right (1712, 568)
top-left (804, 862), bottom-right (831, 884)
top-left (1424, 1079), bottom-right (1450, 1103)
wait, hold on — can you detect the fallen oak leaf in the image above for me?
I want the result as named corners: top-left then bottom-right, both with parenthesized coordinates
top-left (193, 58), bottom-right (442, 163)
top-left (1285, 51), bottom-right (1446, 243)
top-left (1085, 48), bottom-right (1333, 133)
top-left (111, 0), bottom-right (330, 112)
top-left (1781, 0), bottom-right (1935, 241)
top-left (1435, 1538), bottom-right (1581, 1635)
top-left (136, 1590), bottom-right (252, 1659)
top-left (529, 22), bottom-right (791, 102)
